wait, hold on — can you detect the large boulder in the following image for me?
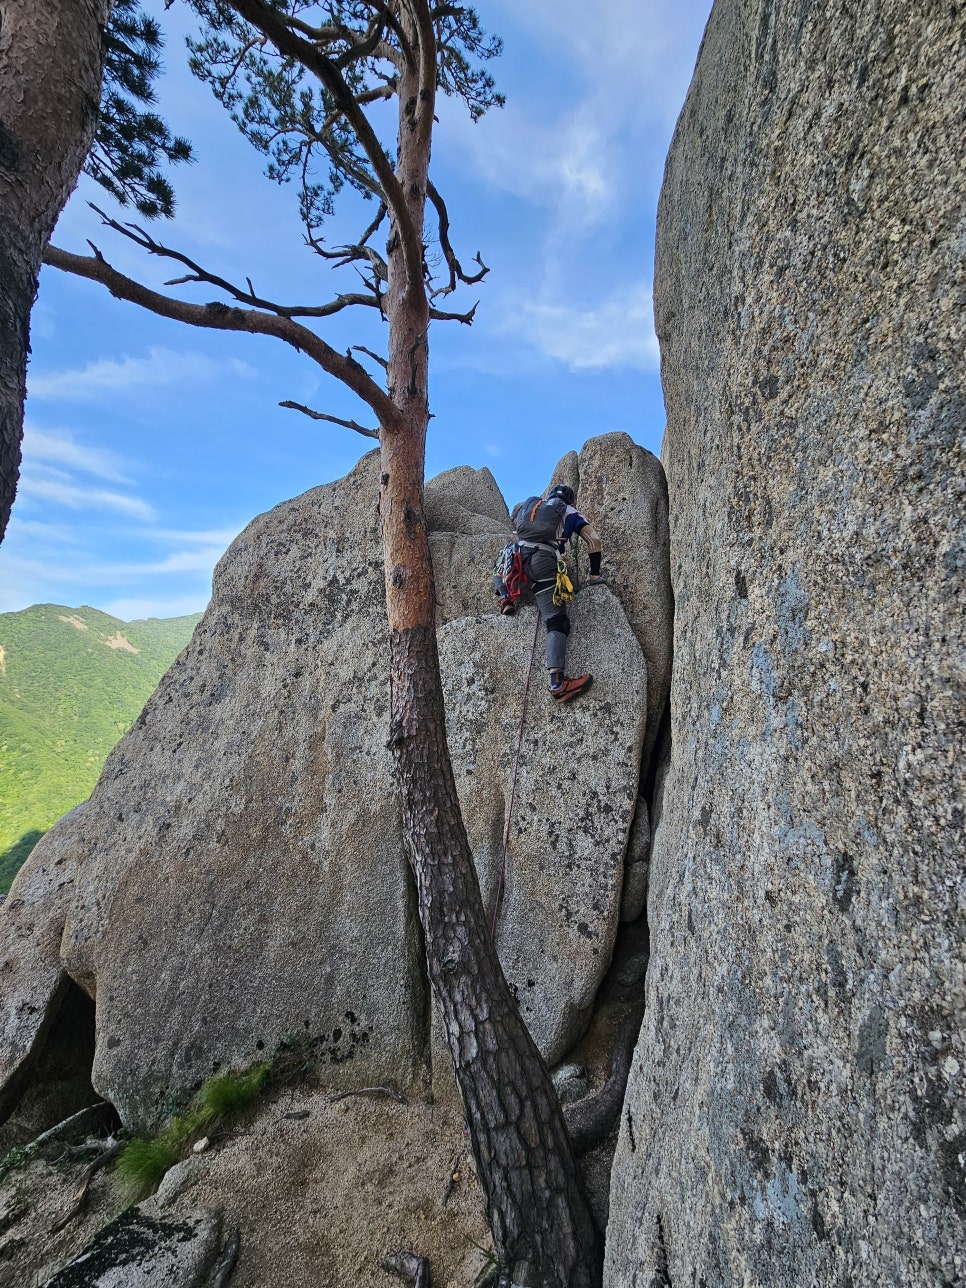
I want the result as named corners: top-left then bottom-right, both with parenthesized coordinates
top-left (1, 445), bottom-right (665, 1134)
top-left (438, 589), bottom-right (648, 1065)
top-left (570, 433), bottom-right (672, 771)
top-left (58, 451), bottom-right (427, 1126)
top-left (425, 465), bottom-right (512, 624)
top-left (42, 1203), bottom-right (222, 1288)
top-left (606, 2), bottom-right (966, 1285)
top-left (0, 806), bottom-right (83, 1124)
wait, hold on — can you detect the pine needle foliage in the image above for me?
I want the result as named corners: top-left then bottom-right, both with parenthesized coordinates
top-left (185, 1), bottom-right (503, 241)
top-left (85, 0), bottom-right (194, 218)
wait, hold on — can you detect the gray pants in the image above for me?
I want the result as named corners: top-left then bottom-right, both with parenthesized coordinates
top-left (524, 548), bottom-right (570, 672)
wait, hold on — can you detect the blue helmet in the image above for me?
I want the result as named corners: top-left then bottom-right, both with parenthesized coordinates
top-left (547, 483), bottom-right (575, 507)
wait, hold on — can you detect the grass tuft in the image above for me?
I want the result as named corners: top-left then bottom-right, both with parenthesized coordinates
top-left (111, 1061), bottom-right (271, 1200)
top-left (199, 1064), bottom-right (269, 1121)
top-left (115, 1134), bottom-right (181, 1199)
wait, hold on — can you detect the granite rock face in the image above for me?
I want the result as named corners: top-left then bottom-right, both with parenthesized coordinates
top-left (425, 464), bottom-right (512, 624)
top-left (1, 443), bottom-right (670, 1131)
top-left (570, 433), bottom-right (672, 772)
top-left (59, 451), bottom-right (427, 1125)
top-left (0, 806), bottom-right (83, 1124)
top-left (42, 1202), bottom-right (222, 1287)
top-left (438, 589), bottom-right (648, 1065)
top-left (606, 2), bottom-right (966, 1285)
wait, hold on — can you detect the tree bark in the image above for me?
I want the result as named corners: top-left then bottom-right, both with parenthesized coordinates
top-left (0, 0), bottom-right (111, 543)
top-left (378, 19), bottom-right (600, 1287)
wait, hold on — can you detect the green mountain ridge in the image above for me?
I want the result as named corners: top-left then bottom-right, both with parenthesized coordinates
top-left (0, 603), bottom-right (201, 893)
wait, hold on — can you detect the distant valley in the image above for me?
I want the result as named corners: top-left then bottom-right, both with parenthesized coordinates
top-left (0, 604), bottom-right (200, 892)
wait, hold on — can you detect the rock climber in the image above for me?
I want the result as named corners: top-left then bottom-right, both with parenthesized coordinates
top-left (493, 483), bottom-right (605, 704)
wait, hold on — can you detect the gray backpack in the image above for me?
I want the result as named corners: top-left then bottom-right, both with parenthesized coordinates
top-left (513, 495), bottom-right (566, 547)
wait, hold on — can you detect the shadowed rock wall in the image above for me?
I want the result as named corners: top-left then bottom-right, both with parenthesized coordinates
top-left (607, 0), bottom-right (965, 1284)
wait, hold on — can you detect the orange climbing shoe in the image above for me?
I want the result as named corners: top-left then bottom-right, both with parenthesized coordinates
top-left (549, 672), bottom-right (593, 703)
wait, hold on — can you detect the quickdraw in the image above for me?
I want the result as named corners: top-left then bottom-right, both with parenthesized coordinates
top-left (553, 558), bottom-right (574, 607)
top-left (493, 542), bottom-right (528, 605)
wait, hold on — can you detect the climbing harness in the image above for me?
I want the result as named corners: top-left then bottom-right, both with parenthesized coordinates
top-left (490, 611), bottom-right (541, 939)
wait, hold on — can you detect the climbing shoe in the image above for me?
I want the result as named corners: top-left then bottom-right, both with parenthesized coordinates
top-left (499, 597), bottom-right (516, 616)
top-left (549, 672), bottom-right (593, 703)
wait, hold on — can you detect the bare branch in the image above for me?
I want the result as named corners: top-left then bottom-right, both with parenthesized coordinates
top-left (430, 300), bottom-right (479, 325)
top-left (283, 7), bottom-right (408, 70)
top-left (209, 1229), bottom-right (242, 1288)
top-left (351, 345), bottom-right (389, 371)
top-left (87, 204), bottom-right (382, 320)
top-left (426, 180), bottom-right (489, 297)
top-left (43, 243), bottom-right (401, 430)
top-left (49, 1140), bottom-right (124, 1234)
top-left (326, 1085), bottom-right (407, 1103)
top-left (279, 400), bottom-right (380, 439)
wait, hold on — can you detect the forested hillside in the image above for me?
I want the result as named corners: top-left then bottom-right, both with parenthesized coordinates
top-left (0, 604), bottom-right (199, 891)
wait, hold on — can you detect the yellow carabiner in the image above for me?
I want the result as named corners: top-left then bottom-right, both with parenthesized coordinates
top-left (553, 559), bottom-right (575, 607)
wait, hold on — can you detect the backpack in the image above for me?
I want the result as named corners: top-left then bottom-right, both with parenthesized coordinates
top-left (512, 495), bottom-right (567, 547)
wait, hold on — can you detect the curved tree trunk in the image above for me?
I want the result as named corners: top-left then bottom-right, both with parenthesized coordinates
top-left (378, 27), bottom-right (600, 1288)
top-left (0, 0), bottom-right (110, 542)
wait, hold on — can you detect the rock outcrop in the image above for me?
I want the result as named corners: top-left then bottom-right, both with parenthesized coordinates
top-left (59, 452), bottom-right (427, 1125)
top-left (569, 433), bottom-right (672, 772)
top-left (425, 463), bottom-right (512, 623)
top-left (0, 805), bottom-right (84, 1125)
top-left (606, 2), bottom-right (966, 1285)
top-left (0, 436), bottom-right (669, 1131)
top-left (439, 591), bottom-right (648, 1065)
top-left (42, 1204), bottom-right (223, 1288)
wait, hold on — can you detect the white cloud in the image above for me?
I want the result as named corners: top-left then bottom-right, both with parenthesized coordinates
top-left (503, 282), bottom-right (660, 371)
top-left (3, 517), bottom-right (78, 543)
top-left (24, 427), bottom-right (132, 483)
top-left (18, 476), bottom-right (156, 520)
top-left (453, 104), bottom-right (616, 230)
top-left (139, 547), bottom-right (228, 574)
top-left (27, 346), bottom-right (254, 402)
top-left (489, 0), bottom-right (709, 124)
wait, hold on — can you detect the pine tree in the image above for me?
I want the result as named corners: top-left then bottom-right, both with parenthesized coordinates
top-left (45, 5), bottom-right (602, 1282)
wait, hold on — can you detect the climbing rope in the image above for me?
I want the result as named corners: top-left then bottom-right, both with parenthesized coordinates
top-left (490, 610), bottom-right (541, 939)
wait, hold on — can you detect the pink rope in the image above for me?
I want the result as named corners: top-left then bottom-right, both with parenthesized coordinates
top-left (490, 612), bottom-right (541, 939)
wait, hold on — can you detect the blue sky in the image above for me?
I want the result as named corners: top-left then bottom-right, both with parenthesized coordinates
top-left (1, 0), bottom-right (712, 620)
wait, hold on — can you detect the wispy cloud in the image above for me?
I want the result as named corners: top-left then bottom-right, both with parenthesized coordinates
top-left (28, 346), bottom-right (254, 402)
top-left (448, 104), bottom-right (616, 231)
top-left (146, 526), bottom-right (243, 547)
top-left (491, 0), bottom-right (708, 125)
top-left (18, 476), bottom-right (156, 520)
top-left (138, 547), bottom-right (229, 575)
top-left (24, 427), bottom-right (132, 483)
top-left (502, 282), bottom-right (660, 371)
